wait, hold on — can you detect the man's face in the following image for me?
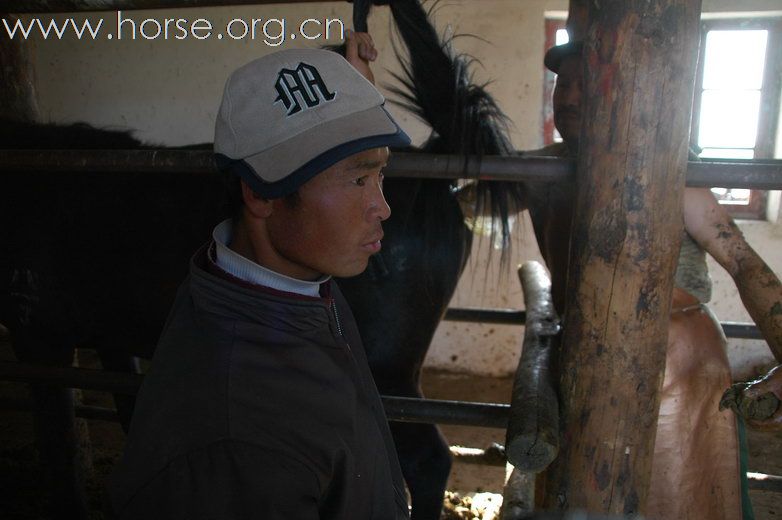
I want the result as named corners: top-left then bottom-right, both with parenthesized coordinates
top-left (552, 54), bottom-right (583, 146)
top-left (264, 147), bottom-right (391, 280)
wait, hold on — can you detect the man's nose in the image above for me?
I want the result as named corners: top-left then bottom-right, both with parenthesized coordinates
top-left (369, 182), bottom-right (391, 222)
top-left (564, 85), bottom-right (582, 108)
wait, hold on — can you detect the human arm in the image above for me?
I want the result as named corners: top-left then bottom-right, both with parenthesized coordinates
top-left (344, 29), bottom-right (378, 84)
top-left (683, 187), bottom-right (782, 362)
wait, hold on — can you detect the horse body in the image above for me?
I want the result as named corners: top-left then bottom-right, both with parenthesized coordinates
top-left (1, 124), bottom-right (220, 362)
top-left (339, 178), bottom-right (472, 518)
top-left (339, 2), bottom-right (523, 516)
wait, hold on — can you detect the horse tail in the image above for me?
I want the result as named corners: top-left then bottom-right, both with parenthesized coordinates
top-left (352, 0), bottom-right (373, 32)
top-left (387, 0), bottom-right (525, 266)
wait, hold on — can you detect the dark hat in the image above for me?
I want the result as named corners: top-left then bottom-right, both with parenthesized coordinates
top-left (544, 41), bottom-right (583, 73)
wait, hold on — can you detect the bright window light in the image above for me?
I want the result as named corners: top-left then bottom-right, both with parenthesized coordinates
top-left (697, 29), bottom-right (769, 207)
top-left (709, 187), bottom-right (752, 205)
top-left (698, 29), bottom-right (767, 155)
top-left (556, 29), bottom-right (569, 46)
top-left (702, 30), bottom-right (768, 90)
top-left (698, 90), bottom-right (761, 149)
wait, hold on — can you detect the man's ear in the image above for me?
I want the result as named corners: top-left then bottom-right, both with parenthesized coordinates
top-left (240, 179), bottom-right (273, 218)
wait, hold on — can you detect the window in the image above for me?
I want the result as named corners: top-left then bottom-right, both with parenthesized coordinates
top-left (542, 16), bottom-right (782, 220)
top-left (691, 17), bottom-right (782, 219)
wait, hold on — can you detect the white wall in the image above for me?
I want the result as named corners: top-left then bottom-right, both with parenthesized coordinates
top-left (26, 0), bottom-right (553, 150)
top-left (19, 0), bottom-right (782, 381)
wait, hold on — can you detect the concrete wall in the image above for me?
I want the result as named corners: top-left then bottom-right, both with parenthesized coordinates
top-left (17, 0), bottom-right (782, 380)
top-left (25, 0), bottom-right (558, 150)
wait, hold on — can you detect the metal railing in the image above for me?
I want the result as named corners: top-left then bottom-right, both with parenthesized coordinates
top-left (2, 150), bottom-right (782, 189)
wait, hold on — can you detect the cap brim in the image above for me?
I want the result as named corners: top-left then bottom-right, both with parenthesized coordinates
top-left (234, 105), bottom-right (410, 198)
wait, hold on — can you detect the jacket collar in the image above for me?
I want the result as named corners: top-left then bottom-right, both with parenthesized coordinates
top-left (187, 243), bottom-right (334, 331)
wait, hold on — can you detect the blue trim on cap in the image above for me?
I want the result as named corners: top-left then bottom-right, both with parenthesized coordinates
top-left (216, 122), bottom-right (411, 199)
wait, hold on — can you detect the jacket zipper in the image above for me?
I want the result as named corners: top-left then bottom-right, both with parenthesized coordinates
top-left (331, 299), bottom-right (407, 516)
top-left (330, 299), bottom-right (350, 351)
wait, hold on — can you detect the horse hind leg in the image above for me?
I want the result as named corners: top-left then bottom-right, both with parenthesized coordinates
top-left (390, 421), bottom-right (452, 520)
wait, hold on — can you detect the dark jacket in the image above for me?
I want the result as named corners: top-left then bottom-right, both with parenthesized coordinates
top-left (109, 245), bottom-right (409, 519)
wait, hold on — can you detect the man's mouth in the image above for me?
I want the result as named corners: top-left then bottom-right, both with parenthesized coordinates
top-left (362, 234), bottom-right (384, 254)
top-left (559, 110), bottom-right (580, 119)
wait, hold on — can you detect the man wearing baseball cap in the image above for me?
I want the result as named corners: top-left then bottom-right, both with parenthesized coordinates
top-left (109, 32), bottom-right (411, 519)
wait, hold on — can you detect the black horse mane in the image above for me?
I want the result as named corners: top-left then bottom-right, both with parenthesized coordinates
top-left (356, 0), bottom-right (526, 267)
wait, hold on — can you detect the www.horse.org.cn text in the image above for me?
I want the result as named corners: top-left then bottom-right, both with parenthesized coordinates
top-left (2, 12), bottom-right (346, 46)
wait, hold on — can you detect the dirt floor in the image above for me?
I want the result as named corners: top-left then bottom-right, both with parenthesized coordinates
top-left (0, 342), bottom-right (780, 519)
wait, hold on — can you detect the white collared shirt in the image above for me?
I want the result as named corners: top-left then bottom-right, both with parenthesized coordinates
top-left (212, 219), bottom-right (330, 297)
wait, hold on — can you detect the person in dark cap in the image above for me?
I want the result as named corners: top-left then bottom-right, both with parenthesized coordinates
top-left (525, 41), bottom-right (782, 520)
top-left (543, 41), bottom-right (584, 151)
top-left (109, 31), bottom-right (411, 519)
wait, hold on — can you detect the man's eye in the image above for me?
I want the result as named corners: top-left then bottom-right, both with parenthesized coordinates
top-left (353, 176), bottom-right (367, 186)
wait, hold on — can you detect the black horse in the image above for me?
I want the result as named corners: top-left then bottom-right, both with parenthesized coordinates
top-left (338, 1), bottom-right (523, 517)
top-left (0, 1), bottom-right (523, 518)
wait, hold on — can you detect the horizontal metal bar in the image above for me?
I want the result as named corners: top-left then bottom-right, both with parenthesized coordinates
top-left (3, 0), bottom-right (332, 14)
top-left (1, 150), bottom-right (781, 189)
top-left (445, 307), bottom-right (759, 339)
top-left (1, 395), bottom-right (779, 492)
top-left (388, 153), bottom-right (575, 183)
top-left (687, 159), bottom-right (782, 190)
top-left (0, 149), bottom-right (216, 174)
top-left (443, 307), bottom-right (526, 324)
top-left (721, 321), bottom-right (764, 340)
top-left (0, 361), bottom-right (143, 394)
top-left (0, 396), bottom-right (121, 422)
top-left (0, 361), bottom-right (510, 428)
top-left (382, 395), bottom-right (509, 428)
top-left (747, 472), bottom-right (782, 493)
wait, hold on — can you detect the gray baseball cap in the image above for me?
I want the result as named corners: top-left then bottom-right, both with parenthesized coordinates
top-left (214, 48), bottom-right (410, 198)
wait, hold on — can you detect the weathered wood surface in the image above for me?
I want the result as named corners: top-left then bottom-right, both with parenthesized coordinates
top-left (542, 0), bottom-right (702, 515)
top-left (500, 468), bottom-right (536, 520)
top-left (505, 262), bottom-right (560, 472)
top-left (0, 14), bottom-right (39, 121)
top-left (566, 0), bottom-right (588, 40)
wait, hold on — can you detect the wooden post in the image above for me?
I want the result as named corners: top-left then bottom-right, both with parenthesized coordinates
top-left (542, 0), bottom-right (702, 515)
top-left (505, 262), bottom-right (560, 472)
top-left (0, 14), bottom-right (40, 122)
top-left (566, 0), bottom-right (588, 41)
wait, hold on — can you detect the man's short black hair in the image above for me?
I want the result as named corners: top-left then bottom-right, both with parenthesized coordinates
top-left (221, 172), bottom-right (299, 222)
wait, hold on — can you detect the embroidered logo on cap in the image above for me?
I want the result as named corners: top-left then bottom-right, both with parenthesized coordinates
top-left (274, 62), bottom-right (337, 116)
